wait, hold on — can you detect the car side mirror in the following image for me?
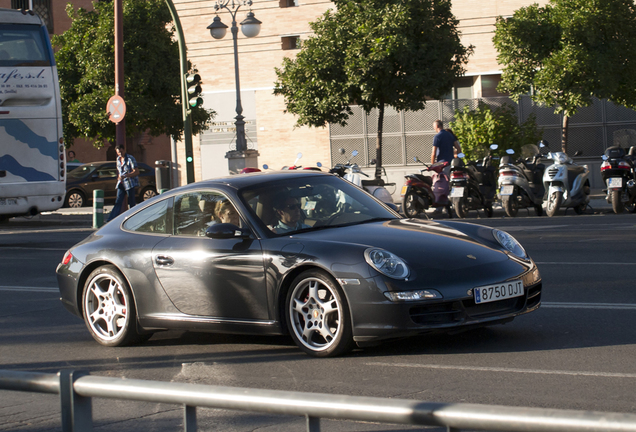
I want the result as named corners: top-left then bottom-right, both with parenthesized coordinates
top-left (205, 223), bottom-right (251, 240)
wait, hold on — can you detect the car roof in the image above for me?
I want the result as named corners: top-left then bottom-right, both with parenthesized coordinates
top-left (0, 8), bottom-right (44, 26)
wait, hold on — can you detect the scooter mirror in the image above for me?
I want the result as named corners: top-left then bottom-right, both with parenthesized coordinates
top-left (296, 152), bottom-right (303, 159)
top-left (413, 156), bottom-right (418, 162)
top-left (352, 150), bottom-right (359, 157)
top-left (539, 140), bottom-right (548, 148)
top-left (263, 164), bottom-right (269, 169)
top-left (457, 153), bottom-right (465, 158)
top-left (506, 149), bottom-right (515, 155)
top-left (490, 144), bottom-right (499, 150)
top-left (339, 148), bottom-right (346, 155)
top-left (574, 150), bottom-right (583, 156)
top-left (316, 162), bottom-right (322, 167)
top-left (602, 155), bottom-right (608, 161)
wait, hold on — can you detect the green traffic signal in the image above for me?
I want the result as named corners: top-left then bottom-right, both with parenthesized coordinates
top-left (186, 73), bottom-right (203, 108)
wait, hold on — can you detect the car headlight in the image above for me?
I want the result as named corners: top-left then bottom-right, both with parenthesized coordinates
top-left (364, 248), bottom-right (409, 279)
top-left (494, 229), bottom-right (527, 259)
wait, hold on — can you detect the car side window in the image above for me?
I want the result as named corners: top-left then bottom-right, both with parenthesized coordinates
top-left (174, 191), bottom-right (241, 236)
top-left (122, 198), bottom-right (172, 234)
top-left (97, 165), bottom-right (117, 178)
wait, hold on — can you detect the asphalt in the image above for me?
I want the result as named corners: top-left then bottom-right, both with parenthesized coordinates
top-left (0, 189), bottom-right (615, 228)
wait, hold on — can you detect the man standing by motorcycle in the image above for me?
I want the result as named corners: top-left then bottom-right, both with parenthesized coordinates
top-left (431, 120), bottom-right (462, 169)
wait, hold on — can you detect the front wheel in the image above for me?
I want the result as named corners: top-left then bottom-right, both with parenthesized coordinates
top-left (82, 265), bottom-right (144, 347)
top-left (502, 194), bottom-right (518, 217)
top-left (546, 191), bottom-right (562, 217)
top-left (611, 189), bottom-right (624, 214)
top-left (286, 270), bottom-right (354, 357)
top-left (402, 190), bottom-right (427, 218)
top-left (453, 197), bottom-right (468, 218)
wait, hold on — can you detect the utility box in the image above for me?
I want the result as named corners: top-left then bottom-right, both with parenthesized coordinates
top-left (155, 160), bottom-right (172, 192)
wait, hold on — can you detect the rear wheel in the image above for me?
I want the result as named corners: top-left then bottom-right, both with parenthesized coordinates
top-left (286, 270), bottom-right (354, 357)
top-left (82, 265), bottom-right (145, 347)
top-left (65, 190), bottom-right (85, 208)
top-left (502, 194), bottom-right (518, 217)
top-left (453, 197), bottom-right (468, 218)
top-left (611, 189), bottom-right (624, 214)
top-left (546, 191), bottom-right (562, 217)
top-left (402, 190), bottom-right (426, 218)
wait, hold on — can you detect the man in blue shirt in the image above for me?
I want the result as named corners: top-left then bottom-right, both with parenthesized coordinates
top-left (431, 120), bottom-right (461, 165)
top-left (107, 145), bottom-right (140, 222)
top-left (272, 195), bottom-right (310, 234)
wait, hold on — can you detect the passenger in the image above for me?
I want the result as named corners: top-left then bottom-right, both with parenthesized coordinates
top-left (272, 194), bottom-right (310, 234)
top-left (214, 199), bottom-right (240, 226)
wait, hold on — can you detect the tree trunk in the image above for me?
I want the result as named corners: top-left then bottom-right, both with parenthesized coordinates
top-left (375, 103), bottom-right (384, 180)
top-left (561, 115), bottom-right (569, 154)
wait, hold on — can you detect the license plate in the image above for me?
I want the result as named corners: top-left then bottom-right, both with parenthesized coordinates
top-left (608, 177), bottom-right (623, 189)
top-left (500, 185), bottom-right (514, 195)
top-left (0, 198), bottom-right (17, 206)
top-left (449, 187), bottom-right (464, 198)
top-left (474, 280), bottom-right (524, 304)
top-left (401, 186), bottom-right (408, 196)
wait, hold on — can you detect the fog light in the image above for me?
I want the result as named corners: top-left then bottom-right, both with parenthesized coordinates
top-left (383, 289), bottom-right (443, 302)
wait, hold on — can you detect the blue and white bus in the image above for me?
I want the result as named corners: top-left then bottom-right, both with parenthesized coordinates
top-left (0, 8), bottom-right (65, 221)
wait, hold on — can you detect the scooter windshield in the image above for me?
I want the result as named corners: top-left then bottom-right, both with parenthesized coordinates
top-left (520, 144), bottom-right (540, 159)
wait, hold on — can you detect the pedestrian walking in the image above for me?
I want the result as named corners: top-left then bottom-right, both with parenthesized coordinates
top-left (107, 145), bottom-right (139, 222)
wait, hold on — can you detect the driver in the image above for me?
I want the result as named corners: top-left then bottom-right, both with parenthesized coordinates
top-left (272, 194), bottom-right (310, 234)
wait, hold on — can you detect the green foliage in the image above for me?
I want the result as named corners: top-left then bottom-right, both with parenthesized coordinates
top-left (493, 0), bottom-right (636, 152)
top-left (52, 1), bottom-right (213, 147)
top-left (449, 103), bottom-right (543, 161)
top-left (274, 0), bottom-right (472, 129)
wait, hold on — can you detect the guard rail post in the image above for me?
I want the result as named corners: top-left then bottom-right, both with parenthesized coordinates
top-left (59, 370), bottom-right (93, 432)
top-left (93, 190), bottom-right (104, 228)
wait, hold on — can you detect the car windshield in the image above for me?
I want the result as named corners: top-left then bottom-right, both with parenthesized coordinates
top-left (239, 174), bottom-right (399, 235)
top-left (67, 164), bottom-right (99, 179)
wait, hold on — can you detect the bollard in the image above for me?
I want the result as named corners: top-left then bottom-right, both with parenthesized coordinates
top-left (93, 190), bottom-right (104, 229)
top-left (159, 189), bottom-right (169, 194)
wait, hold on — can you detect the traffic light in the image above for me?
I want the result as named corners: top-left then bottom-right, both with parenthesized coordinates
top-left (186, 73), bottom-right (203, 108)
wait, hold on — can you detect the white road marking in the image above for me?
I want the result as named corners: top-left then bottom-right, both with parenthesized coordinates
top-left (0, 286), bottom-right (58, 293)
top-left (365, 362), bottom-right (636, 379)
top-left (542, 302), bottom-right (636, 310)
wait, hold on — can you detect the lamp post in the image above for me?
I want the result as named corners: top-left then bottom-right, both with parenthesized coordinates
top-left (208, 0), bottom-right (261, 173)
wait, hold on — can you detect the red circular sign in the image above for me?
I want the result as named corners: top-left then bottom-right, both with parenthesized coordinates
top-left (107, 95), bottom-right (126, 123)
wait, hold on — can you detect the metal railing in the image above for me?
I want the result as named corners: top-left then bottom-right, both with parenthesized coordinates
top-left (2, 369), bottom-right (636, 432)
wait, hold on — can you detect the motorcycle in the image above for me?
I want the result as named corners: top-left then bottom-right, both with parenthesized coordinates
top-left (497, 143), bottom-right (547, 217)
top-left (542, 149), bottom-right (590, 217)
top-left (330, 149), bottom-right (396, 207)
top-left (601, 145), bottom-right (636, 213)
top-left (401, 157), bottom-right (452, 218)
top-left (449, 144), bottom-right (499, 218)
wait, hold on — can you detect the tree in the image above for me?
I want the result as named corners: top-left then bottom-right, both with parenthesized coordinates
top-left (450, 103), bottom-right (543, 161)
top-left (493, 0), bottom-right (636, 154)
top-left (52, 0), bottom-right (213, 148)
top-left (274, 0), bottom-right (472, 179)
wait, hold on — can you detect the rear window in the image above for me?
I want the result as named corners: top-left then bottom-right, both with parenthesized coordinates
top-left (0, 24), bottom-right (51, 67)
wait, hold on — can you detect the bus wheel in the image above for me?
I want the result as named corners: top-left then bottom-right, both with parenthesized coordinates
top-left (65, 191), bottom-right (85, 208)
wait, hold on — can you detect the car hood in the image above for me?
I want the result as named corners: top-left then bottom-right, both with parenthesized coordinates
top-left (291, 218), bottom-right (531, 288)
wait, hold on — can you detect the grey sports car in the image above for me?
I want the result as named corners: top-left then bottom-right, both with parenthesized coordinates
top-left (56, 170), bottom-right (541, 357)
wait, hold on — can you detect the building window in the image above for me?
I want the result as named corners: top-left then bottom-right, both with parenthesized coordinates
top-left (281, 36), bottom-right (300, 50)
top-left (11, 0), bottom-right (53, 34)
top-left (279, 0), bottom-right (299, 7)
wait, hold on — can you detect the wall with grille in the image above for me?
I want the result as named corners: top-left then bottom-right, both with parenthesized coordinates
top-left (329, 96), bottom-right (636, 168)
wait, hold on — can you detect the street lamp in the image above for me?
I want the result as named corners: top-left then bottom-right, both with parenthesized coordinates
top-left (207, 0), bottom-right (261, 154)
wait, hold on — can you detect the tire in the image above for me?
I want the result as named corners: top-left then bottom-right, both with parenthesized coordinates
top-left (65, 190), bottom-right (85, 208)
top-left (402, 190), bottom-right (426, 218)
top-left (141, 186), bottom-right (157, 202)
top-left (82, 265), bottom-right (144, 347)
top-left (546, 191), bottom-right (562, 217)
top-left (453, 197), bottom-right (468, 219)
top-left (286, 270), bottom-right (354, 357)
top-left (534, 204), bottom-right (543, 216)
top-left (611, 189), bottom-right (624, 214)
top-left (502, 195), bottom-right (518, 217)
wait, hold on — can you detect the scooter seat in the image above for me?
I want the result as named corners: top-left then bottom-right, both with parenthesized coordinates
top-left (361, 178), bottom-right (385, 187)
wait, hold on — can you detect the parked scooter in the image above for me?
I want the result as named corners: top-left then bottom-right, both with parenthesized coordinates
top-left (601, 146), bottom-right (636, 213)
top-left (401, 157), bottom-right (451, 218)
top-left (497, 143), bottom-right (547, 217)
top-left (281, 152), bottom-right (323, 171)
top-left (542, 147), bottom-right (590, 217)
top-left (449, 144), bottom-right (499, 218)
top-left (330, 149), bottom-right (395, 206)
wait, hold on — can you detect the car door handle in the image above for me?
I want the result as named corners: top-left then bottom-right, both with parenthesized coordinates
top-left (155, 255), bottom-right (174, 266)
